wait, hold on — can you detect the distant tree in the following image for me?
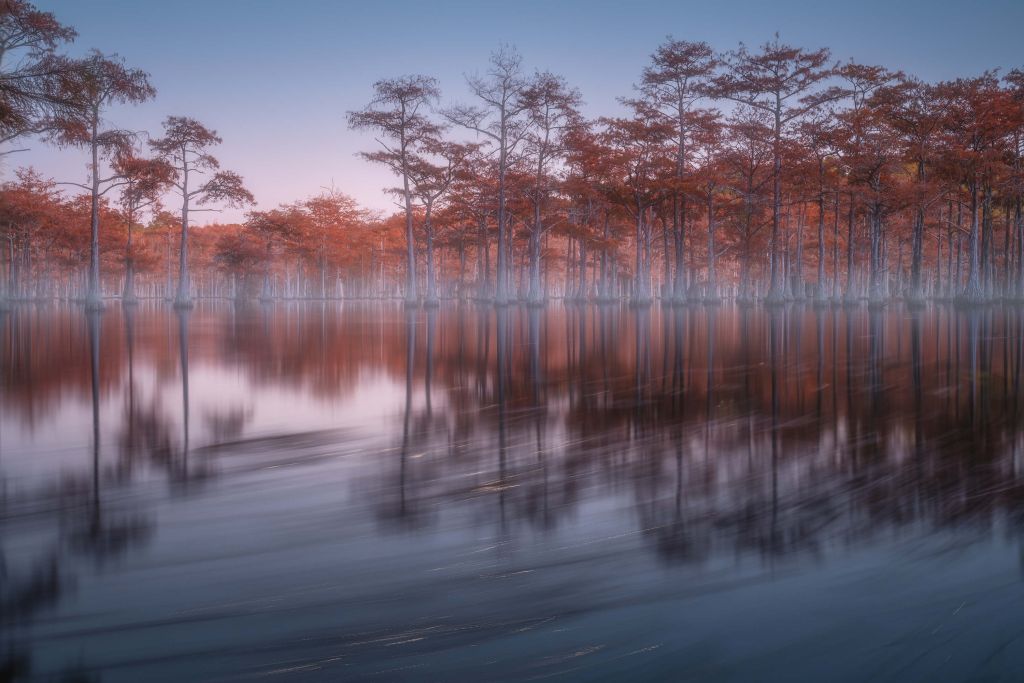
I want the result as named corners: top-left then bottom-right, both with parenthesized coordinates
top-left (52, 51), bottom-right (154, 309)
top-left (149, 116), bottom-right (254, 307)
top-left (147, 209), bottom-right (178, 298)
top-left (796, 111), bottom-right (839, 300)
top-left (879, 77), bottom-right (944, 302)
top-left (520, 71), bottom-right (581, 303)
top-left (407, 139), bottom-right (475, 303)
top-left (689, 110), bottom-right (726, 298)
top-left (114, 152), bottom-right (173, 303)
top-left (832, 63), bottom-right (902, 302)
top-left (721, 107), bottom-right (773, 300)
top-left (348, 75), bottom-right (441, 304)
top-left (213, 225), bottom-right (262, 297)
top-left (936, 75), bottom-right (1016, 301)
top-left (244, 207), bottom-right (294, 300)
top-left (0, 167), bottom-right (63, 298)
top-left (1007, 69), bottom-right (1024, 296)
top-left (598, 104), bottom-right (674, 303)
top-left (302, 190), bottom-right (363, 298)
top-left (640, 38), bottom-right (717, 300)
top-left (564, 120), bottom-right (620, 299)
top-left (714, 36), bottom-right (837, 302)
top-left (445, 46), bottom-right (532, 304)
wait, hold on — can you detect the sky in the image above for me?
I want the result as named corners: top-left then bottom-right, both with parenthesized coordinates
top-left (10, 0), bottom-right (1024, 223)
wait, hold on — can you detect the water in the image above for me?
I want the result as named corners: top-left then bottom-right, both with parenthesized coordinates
top-left (3, 301), bottom-right (1024, 682)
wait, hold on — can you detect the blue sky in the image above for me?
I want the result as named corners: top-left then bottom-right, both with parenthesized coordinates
top-left (13, 0), bottom-right (1024, 221)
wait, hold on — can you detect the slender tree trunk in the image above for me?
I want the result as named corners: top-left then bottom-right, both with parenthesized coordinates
top-left (845, 192), bottom-right (857, 301)
top-left (869, 198), bottom-right (884, 302)
top-left (262, 240), bottom-right (273, 300)
top-left (600, 211), bottom-right (610, 299)
top-left (633, 200), bottom-right (648, 303)
top-left (832, 192), bottom-right (840, 300)
top-left (706, 192), bottom-right (716, 300)
top-left (578, 238), bottom-right (587, 299)
top-left (766, 111), bottom-right (783, 302)
top-left (1016, 194), bottom-right (1023, 298)
top-left (86, 113), bottom-right (103, 310)
top-left (401, 147), bottom-right (417, 304)
top-left (816, 171), bottom-right (826, 300)
top-left (794, 204), bottom-right (805, 299)
top-left (175, 173), bottom-right (191, 307)
top-left (424, 209), bottom-right (437, 305)
top-left (123, 205), bottom-right (137, 303)
top-left (966, 177), bottom-right (982, 300)
top-left (495, 128), bottom-right (509, 305)
top-left (528, 201), bottom-right (542, 304)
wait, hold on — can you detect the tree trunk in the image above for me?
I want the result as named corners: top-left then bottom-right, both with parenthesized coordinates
top-left (175, 156), bottom-right (193, 308)
top-left (766, 111), bottom-right (784, 302)
top-left (86, 114), bottom-right (103, 310)
top-left (706, 193), bottom-right (717, 300)
top-left (528, 201), bottom-right (543, 304)
top-left (965, 177), bottom-right (982, 300)
top-left (424, 209), bottom-right (437, 305)
top-left (123, 207), bottom-right (137, 304)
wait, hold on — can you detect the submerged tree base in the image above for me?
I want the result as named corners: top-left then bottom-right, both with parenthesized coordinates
top-left (905, 297), bottom-right (927, 310)
top-left (84, 296), bottom-right (105, 312)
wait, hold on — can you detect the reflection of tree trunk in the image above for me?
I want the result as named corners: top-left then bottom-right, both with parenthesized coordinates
top-left (528, 305), bottom-right (542, 403)
top-left (125, 306), bottom-right (137, 474)
top-left (87, 310), bottom-right (102, 527)
top-left (911, 308), bottom-right (923, 464)
top-left (768, 307), bottom-right (782, 548)
top-left (704, 307), bottom-right (716, 470)
top-left (577, 305), bottom-right (587, 386)
top-left (633, 307), bottom-right (651, 421)
top-left (1015, 311), bottom-right (1023, 420)
top-left (673, 307), bottom-right (685, 400)
top-left (867, 307), bottom-right (885, 458)
top-left (475, 304), bottom-right (489, 398)
top-left (425, 308), bottom-right (435, 416)
top-left (177, 309), bottom-right (191, 477)
top-left (400, 307), bottom-right (416, 518)
top-left (599, 306), bottom-right (611, 409)
top-left (815, 307), bottom-right (825, 419)
top-left (495, 307), bottom-right (509, 535)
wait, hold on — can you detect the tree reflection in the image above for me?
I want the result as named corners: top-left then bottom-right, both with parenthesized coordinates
top-left (4, 301), bottom-right (1024, 641)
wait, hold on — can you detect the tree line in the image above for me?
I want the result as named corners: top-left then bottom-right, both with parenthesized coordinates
top-left (3, 0), bottom-right (1023, 308)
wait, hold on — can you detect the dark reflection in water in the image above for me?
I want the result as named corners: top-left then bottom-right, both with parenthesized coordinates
top-left (3, 302), bottom-right (1024, 681)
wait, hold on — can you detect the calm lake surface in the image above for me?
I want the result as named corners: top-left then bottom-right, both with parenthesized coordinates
top-left (3, 301), bottom-right (1024, 682)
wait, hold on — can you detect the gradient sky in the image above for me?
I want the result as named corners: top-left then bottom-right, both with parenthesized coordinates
top-left (12, 0), bottom-right (1024, 223)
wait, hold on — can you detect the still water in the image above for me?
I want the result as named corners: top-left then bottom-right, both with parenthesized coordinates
top-left (3, 301), bottom-right (1024, 682)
